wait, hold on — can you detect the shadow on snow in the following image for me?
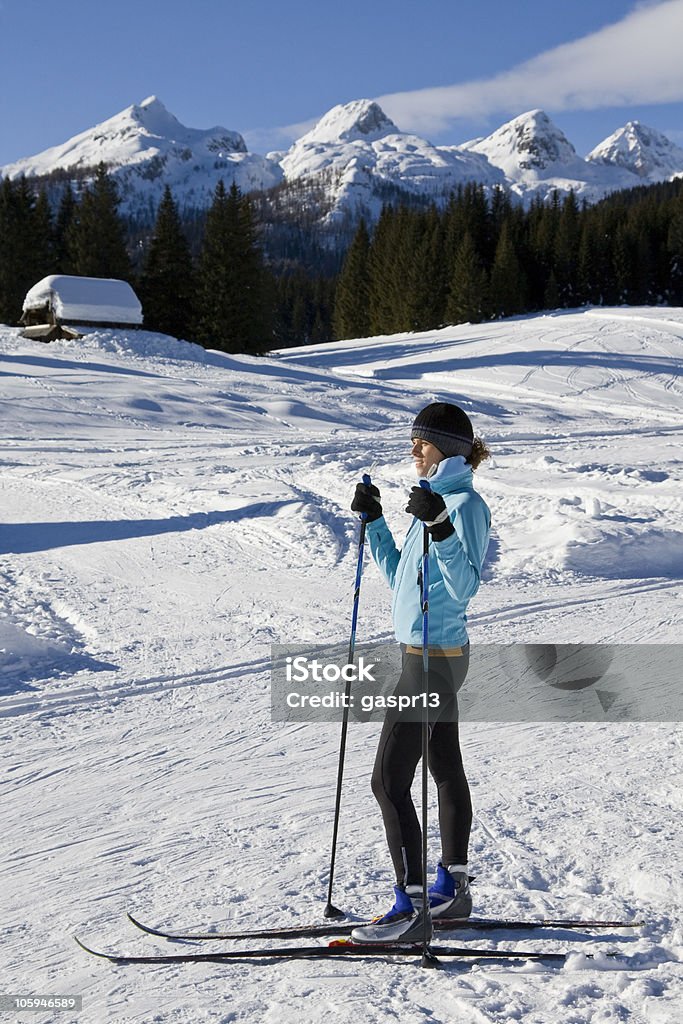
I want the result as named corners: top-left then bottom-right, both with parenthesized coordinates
top-left (0, 500), bottom-right (298, 555)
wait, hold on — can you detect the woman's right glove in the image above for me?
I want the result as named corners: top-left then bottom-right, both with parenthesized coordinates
top-left (351, 481), bottom-right (383, 522)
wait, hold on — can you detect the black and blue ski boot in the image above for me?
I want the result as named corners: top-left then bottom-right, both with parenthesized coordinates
top-left (350, 885), bottom-right (432, 944)
top-left (428, 864), bottom-right (472, 918)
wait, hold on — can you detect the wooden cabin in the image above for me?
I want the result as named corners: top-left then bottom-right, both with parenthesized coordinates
top-left (20, 275), bottom-right (143, 341)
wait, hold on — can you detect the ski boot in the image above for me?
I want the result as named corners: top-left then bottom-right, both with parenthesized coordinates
top-left (429, 863), bottom-right (472, 918)
top-left (350, 885), bottom-right (432, 944)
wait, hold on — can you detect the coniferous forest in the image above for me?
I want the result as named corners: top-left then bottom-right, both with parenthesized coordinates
top-left (1, 163), bottom-right (682, 354)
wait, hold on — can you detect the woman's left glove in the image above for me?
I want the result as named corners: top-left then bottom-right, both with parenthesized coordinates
top-left (405, 486), bottom-right (455, 541)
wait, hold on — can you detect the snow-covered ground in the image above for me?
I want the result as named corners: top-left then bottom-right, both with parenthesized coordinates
top-left (1, 308), bottom-right (681, 1023)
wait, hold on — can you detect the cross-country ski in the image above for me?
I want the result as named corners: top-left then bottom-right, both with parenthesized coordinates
top-left (126, 910), bottom-right (644, 942)
top-left (75, 935), bottom-right (591, 965)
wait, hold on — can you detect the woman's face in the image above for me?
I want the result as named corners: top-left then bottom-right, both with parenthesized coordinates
top-left (411, 437), bottom-right (444, 477)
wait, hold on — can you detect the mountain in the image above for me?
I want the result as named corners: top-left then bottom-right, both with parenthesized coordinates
top-left (2, 99), bottom-right (682, 228)
top-left (461, 109), bottom-right (580, 174)
top-left (459, 109), bottom-right (641, 203)
top-left (275, 99), bottom-right (505, 223)
top-left (586, 121), bottom-right (683, 182)
top-left (1, 96), bottom-right (283, 219)
top-left (293, 99), bottom-right (401, 144)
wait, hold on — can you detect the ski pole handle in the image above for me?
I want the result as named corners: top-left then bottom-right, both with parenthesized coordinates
top-left (357, 472), bottom-right (372, 522)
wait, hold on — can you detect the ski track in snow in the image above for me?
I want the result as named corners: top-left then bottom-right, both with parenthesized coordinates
top-left (1, 309), bottom-right (682, 1023)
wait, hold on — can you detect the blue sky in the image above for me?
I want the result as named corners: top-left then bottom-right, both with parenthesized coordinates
top-left (1, 0), bottom-right (682, 165)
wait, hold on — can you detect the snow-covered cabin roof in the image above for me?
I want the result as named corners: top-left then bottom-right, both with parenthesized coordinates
top-left (22, 275), bottom-right (143, 325)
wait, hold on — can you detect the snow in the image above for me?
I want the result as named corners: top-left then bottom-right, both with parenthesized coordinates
top-left (22, 275), bottom-right (143, 325)
top-left (297, 100), bottom-right (401, 144)
top-left (277, 103), bottom-right (683, 217)
top-left (6, 98), bottom-right (683, 227)
top-left (461, 109), bottom-right (582, 171)
top-left (586, 121), bottom-right (683, 181)
top-left (458, 110), bottom-right (640, 202)
top-left (1, 97), bottom-right (283, 216)
top-left (0, 308), bottom-right (682, 1022)
top-left (278, 99), bottom-right (505, 223)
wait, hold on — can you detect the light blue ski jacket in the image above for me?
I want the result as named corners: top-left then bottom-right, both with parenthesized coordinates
top-left (366, 457), bottom-right (491, 647)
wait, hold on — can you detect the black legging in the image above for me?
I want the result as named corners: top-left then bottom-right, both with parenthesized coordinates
top-left (370, 646), bottom-right (472, 887)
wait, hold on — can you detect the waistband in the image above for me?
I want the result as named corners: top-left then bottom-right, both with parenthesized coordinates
top-left (404, 645), bottom-right (464, 658)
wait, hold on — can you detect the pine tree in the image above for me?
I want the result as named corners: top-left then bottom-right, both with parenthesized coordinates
top-left (290, 288), bottom-right (309, 343)
top-left (312, 275), bottom-right (335, 342)
top-left (531, 190), bottom-right (562, 307)
top-left (367, 206), bottom-right (399, 335)
top-left (593, 204), bottom-right (625, 305)
top-left (0, 178), bottom-right (21, 323)
top-left (368, 206), bottom-right (415, 334)
top-left (489, 221), bottom-right (526, 318)
top-left (489, 187), bottom-right (513, 247)
top-left (407, 208), bottom-right (446, 331)
top-left (0, 177), bottom-right (54, 324)
top-left (632, 221), bottom-right (653, 304)
top-left (68, 163), bottom-right (132, 280)
top-left (544, 269), bottom-right (560, 309)
top-left (32, 189), bottom-right (54, 279)
top-left (524, 196), bottom-right (551, 309)
top-left (612, 224), bottom-right (632, 303)
top-left (54, 185), bottom-right (78, 273)
top-left (195, 180), bottom-right (270, 353)
top-left (577, 221), bottom-right (599, 306)
top-left (139, 186), bottom-right (195, 338)
top-left (666, 192), bottom-right (683, 304)
top-left (333, 218), bottom-right (370, 339)
top-left (553, 191), bottom-right (580, 306)
top-left (272, 273), bottom-right (296, 346)
top-left (445, 231), bottom-right (488, 324)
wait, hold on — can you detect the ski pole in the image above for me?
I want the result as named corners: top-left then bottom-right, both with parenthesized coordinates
top-left (419, 479), bottom-right (438, 968)
top-left (324, 472), bottom-right (372, 919)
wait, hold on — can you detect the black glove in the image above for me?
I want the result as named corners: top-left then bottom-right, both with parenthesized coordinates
top-left (405, 486), bottom-right (455, 542)
top-left (351, 481), bottom-right (383, 522)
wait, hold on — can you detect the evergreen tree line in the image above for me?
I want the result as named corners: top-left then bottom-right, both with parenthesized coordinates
top-left (0, 165), bottom-right (335, 353)
top-left (3, 166), bottom-right (683, 351)
top-left (333, 181), bottom-right (683, 339)
top-left (0, 167), bottom-right (132, 327)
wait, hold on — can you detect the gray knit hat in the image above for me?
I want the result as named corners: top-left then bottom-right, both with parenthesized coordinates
top-left (411, 402), bottom-right (474, 457)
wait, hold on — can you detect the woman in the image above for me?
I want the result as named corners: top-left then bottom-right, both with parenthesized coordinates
top-left (349, 401), bottom-right (491, 944)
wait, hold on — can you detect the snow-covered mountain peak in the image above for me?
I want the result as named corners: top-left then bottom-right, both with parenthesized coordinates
top-left (514, 109), bottom-right (580, 168)
top-left (278, 98), bottom-right (505, 224)
top-left (103, 95), bottom-right (248, 156)
top-left (3, 96), bottom-right (683, 225)
top-left (126, 95), bottom-right (181, 132)
top-left (116, 95), bottom-right (226, 146)
top-left (586, 121), bottom-right (683, 180)
top-left (0, 98), bottom-right (280, 214)
top-left (300, 100), bottom-right (399, 145)
top-left (1, 97), bottom-right (249, 180)
top-left (464, 110), bottom-right (579, 174)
